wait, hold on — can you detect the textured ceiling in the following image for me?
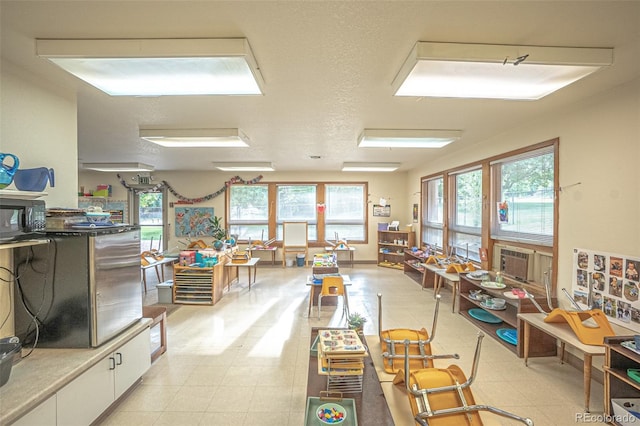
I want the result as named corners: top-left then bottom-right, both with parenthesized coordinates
top-left (2, 1), bottom-right (640, 172)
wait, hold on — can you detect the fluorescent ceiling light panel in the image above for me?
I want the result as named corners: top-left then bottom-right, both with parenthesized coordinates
top-left (36, 38), bottom-right (264, 96)
top-left (342, 162), bottom-right (400, 172)
top-left (82, 162), bottom-right (154, 172)
top-left (140, 128), bottom-right (249, 148)
top-left (358, 129), bottom-right (461, 148)
top-left (212, 162), bottom-right (275, 171)
top-left (392, 42), bottom-right (613, 100)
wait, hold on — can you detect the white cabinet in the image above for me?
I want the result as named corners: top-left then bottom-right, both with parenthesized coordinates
top-left (11, 395), bottom-right (56, 426)
top-left (56, 328), bottom-right (150, 426)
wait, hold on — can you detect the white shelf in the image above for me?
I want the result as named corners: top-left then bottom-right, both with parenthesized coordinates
top-left (0, 189), bottom-right (47, 199)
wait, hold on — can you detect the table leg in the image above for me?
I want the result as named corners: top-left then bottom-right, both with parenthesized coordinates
top-left (560, 342), bottom-right (566, 364)
top-left (452, 281), bottom-right (458, 313)
top-left (523, 321), bottom-right (530, 367)
top-left (308, 287), bottom-right (314, 316)
top-left (584, 353), bottom-right (593, 412)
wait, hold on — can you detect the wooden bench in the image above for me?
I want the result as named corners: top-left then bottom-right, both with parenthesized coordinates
top-left (142, 305), bottom-right (167, 363)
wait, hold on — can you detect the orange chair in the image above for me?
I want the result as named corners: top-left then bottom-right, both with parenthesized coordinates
top-left (318, 276), bottom-right (349, 319)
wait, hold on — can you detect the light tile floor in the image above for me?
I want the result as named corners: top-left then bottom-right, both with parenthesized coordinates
top-left (98, 264), bottom-right (606, 425)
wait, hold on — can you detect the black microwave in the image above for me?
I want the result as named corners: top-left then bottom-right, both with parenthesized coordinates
top-left (0, 197), bottom-right (46, 242)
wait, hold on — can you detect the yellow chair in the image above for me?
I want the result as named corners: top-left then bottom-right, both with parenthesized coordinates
top-left (318, 276), bottom-right (349, 319)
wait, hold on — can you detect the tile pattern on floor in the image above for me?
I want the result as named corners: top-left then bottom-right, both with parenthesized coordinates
top-left (98, 264), bottom-right (607, 425)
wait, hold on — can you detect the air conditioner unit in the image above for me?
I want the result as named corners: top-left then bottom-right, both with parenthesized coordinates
top-left (499, 247), bottom-right (535, 282)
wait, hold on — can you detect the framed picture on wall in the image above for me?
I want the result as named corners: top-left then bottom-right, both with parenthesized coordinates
top-left (413, 203), bottom-right (419, 223)
top-left (373, 204), bottom-right (391, 217)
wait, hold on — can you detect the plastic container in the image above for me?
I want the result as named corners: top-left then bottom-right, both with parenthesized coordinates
top-left (0, 341), bottom-right (21, 387)
top-left (286, 259), bottom-right (294, 267)
top-left (611, 399), bottom-right (640, 425)
top-left (297, 253), bottom-right (306, 267)
top-left (156, 281), bottom-right (173, 304)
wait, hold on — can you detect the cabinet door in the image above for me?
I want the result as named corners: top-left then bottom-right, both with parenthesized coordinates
top-left (114, 328), bottom-right (151, 398)
top-left (57, 356), bottom-right (114, 426)
top-left (12, 395), bottom-right (56, 426)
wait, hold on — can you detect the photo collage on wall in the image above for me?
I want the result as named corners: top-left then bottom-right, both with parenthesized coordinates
top-left (572, 248), bottom-right (640, 331)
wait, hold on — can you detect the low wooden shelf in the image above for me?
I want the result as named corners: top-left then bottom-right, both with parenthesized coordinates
top-left (377, 230), bottom-right (414, 270)
top-left (458, 274), bottom-right (557, 358)
top-left (604, 336), bottom-right (640, 423)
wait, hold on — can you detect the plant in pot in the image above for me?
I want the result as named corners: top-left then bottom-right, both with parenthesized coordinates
top-left (347, 312), bottom-right (367, 334)
top-left (208, 216), bottom-right (227, 250)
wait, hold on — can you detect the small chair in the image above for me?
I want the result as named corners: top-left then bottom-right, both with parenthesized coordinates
top-left (318, 276), bottom-right (349, 319)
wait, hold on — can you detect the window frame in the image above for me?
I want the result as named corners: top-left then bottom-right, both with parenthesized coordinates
top-left (226, 181), bottom-right (368, 247)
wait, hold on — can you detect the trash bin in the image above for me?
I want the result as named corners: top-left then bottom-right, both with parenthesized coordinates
top-left (296, 254), bottom-right (306, 267)
top-left (286, 259), bottom-right (294, 267)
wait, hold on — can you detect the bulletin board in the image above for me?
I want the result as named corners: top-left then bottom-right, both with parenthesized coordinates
top-left (571, 248), bottom-right (640, 332)
top-left (174, 207), bottom-right (214, 237)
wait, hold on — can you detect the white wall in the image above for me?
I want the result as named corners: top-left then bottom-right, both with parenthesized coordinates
top-left (78, 170), bottom-right (412, 261)
top-left (1, 61), bottom-right (78, 207)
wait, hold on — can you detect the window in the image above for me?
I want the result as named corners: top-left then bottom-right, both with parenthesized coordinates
top-left (228, 184), bottom-right (269, 241)
top-left (491, 146), bottom-right (555, 245)
top-left (325, 184), bottom-right (366, 241)
top-left (227, 182), bottom-right (367, 245)
top-left (421, 176), bottom-right (444, 250)
top-left (450, 168), bottom-right (482, 261)
top-left (276, 184), bottom-right (317, 240)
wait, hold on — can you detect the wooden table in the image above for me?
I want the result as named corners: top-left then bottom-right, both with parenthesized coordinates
top-left (325, 246), bottom-right (356, 267)
top-left (422, 264), bottom-right (459, 312)
top-left (306, 275), bottom-right (351, 316)
top-left (224, 257), bottom-right (260, 290)
top-left (307, 327), bottom-right (395, 425)
top-left (518, 312), bottom-right (606, 412)
top-left (141, 256), bottom-right (177, 293)
top-left (247, 246), bottom-right (277, 265)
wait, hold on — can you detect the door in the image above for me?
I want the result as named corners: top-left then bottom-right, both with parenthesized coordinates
top-left (133, 190), bottom-right (167, 252)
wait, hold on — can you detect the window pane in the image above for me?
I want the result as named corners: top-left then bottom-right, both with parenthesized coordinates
top-left (498, 152), bottom-right (554, 236)
top-left (424, 227), bottom-right (443, 250)
top-left (325, 184), bottom-right (365, 241)
top-left (229, 185), bottom-right (268, 220)
top-left (450, 231), bottom-right (481, 262)
top-left (454, 170), bottom-right (482, 228)
top-left (229, 224), bottom-right (269, 241)
top-left (277, 185), bottom-right (317, 222)
top-left (325, 185), bottom-right (364, 221)
top-left (426, 178), bottom-right (443, 224)
top-left (326, 224), bottom-right (364, 241)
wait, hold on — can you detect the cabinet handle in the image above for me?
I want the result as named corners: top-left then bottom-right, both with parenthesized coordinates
top-left (116, 352), bottom-right (123, 365)
top-left (109, 357), bottom-right (116, 370)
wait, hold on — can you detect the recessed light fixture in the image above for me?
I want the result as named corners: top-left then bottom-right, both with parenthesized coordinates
top-left (342, 162), bottom-right (400, 172)
top-left (358, 129), bottom-right (461, 148)
top-left (36, 38), bottom-right (264, 96)
top-left (82, 162), bottom-right (154, 172)
top-left (140, 128), bottom-right (250, 148)
top-left (392, 41), bottom-right (613, 100)
top-left (212, 162), bottom-right (275, 172)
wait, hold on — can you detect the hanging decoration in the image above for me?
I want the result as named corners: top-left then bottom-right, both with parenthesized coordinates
top-left (116, 174), bottom-right (263, 203)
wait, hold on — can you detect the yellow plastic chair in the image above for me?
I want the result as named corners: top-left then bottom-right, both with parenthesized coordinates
top-left (318, 276), bottom-right (349, 319)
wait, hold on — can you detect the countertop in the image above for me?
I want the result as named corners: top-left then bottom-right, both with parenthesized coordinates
top-left (0, 318), bottom-right (151, 425)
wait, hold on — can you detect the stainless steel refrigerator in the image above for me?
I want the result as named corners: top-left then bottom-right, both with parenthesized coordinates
top-left (13, 226), bottom-right (143, 348)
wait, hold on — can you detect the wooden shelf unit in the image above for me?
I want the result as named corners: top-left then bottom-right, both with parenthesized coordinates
top-left (173, 256), bottom-right (236, 305)
top-left (377, 230), bottom-right (414, 270)
top-left (404, 249), bottom-right (440, 288)
top-left (604, 336), bottom-right (640, 423)
top-left (458, 274), bottom-right (557, 358)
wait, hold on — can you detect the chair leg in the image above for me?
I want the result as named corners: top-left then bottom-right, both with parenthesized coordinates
top-left (343, 293), bottom-right (350, 318)
top-left (318, 296), bottom-right (322, 319)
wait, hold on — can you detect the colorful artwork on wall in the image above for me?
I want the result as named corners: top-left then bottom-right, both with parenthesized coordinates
top-left (572, 248), bottom-right (640, 331)
top-left (174, 207), bottom-right (214, 237)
